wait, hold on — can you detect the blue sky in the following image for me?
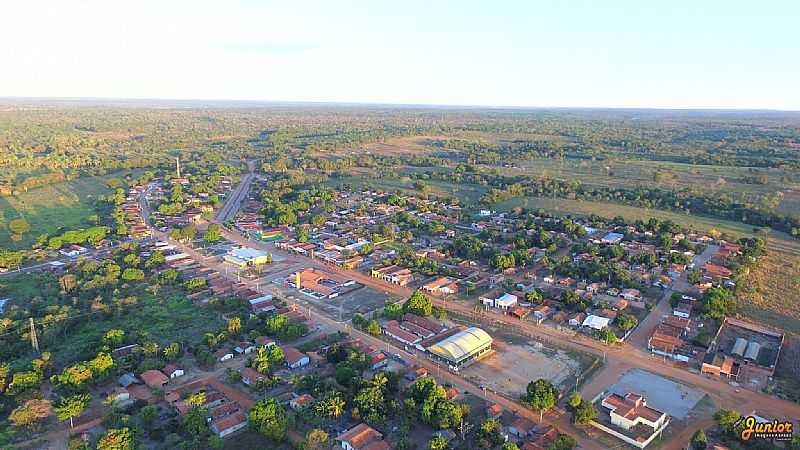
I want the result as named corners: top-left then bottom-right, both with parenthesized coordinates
top-left (2, 0), bottom-right (798, 109)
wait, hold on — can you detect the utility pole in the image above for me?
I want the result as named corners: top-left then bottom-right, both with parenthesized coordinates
top-left (30, 318), bottom-right (39, 353)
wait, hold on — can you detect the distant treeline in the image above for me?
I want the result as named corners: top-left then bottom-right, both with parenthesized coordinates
top-left (410, 169), bottom-right (800, 238)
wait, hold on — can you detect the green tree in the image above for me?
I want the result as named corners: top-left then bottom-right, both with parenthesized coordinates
top-left (567, 391), bottom-right (582, 409)
top-left (594, 326), bottom-right (617, 344)
top-left (0, 250), bottom-right (24, 270)
top-left (139, 405), bottom-right (158, 429)
top-left (252, 346), bottom-right (271, 374)
top-left (88, 353), bottom-right (115, 376)
top-left (208, 436), bottom-right (224, 449)
top-left (687, 269), bottom-right (702, 285)
top-left (184, 277), bottom-right (207, 291)
top-left (479, 418), bottom-right (505, 446)
top-left (204, 223), bottom-right (222, 243)
top-left (691, 429), bottom-right (707, 450)
top-left (305, 429), bottom-right (330, 450)
top-left (523, 379), bottom-right (559, 422)
top-left (266, 345), bottom-right (285, 365)
top-left (163, 342), bottom-right (181, 361)
top-left (250, 398), bottom-right (290, 442)
top-left (713, 409), bottom-right (741, 435)
top-left (429, 435), bottom-right (449, 450)
top-left (123, 253), bottom-right (140, 267)
top-left (297, 227), bottom-right (309, 243)
top-left (103, 329), bottom-right (125, 347)
top-left (353, 384), bottom-right (387, 425)
top-left (121, 268), bottom-right (144, 281)
top-left (404, 291), bottom-right (433, 316)
top-left (56, 394), bottom-right (91, 429)
top-left (544, 434), bottom-right (577, 450)
top-left (53, 363), bottom-right (93, 388)
top-left (9, 218), bottom-right (31, 237)
top-left (572, 399), bottom-right (598, 426)
top-left (315, 391), bottom-right (346, 419)
top-left (186, 392), bottom-right (207, 409)
top-left (97, 427), bottom-right (135, 450)
top-left (228, 317), bottom-right (242, 336)
top-left (366, 319), bottom-right (381, 336)
top-left (0, 363), bottom-right (10, 393)
top-left (183, 405), bottom-right (210, 437)
top-left (703, 287), bottom-right (735, 319)
top-left (525, 289), bottom-right (543, 304)
top-left (616, 313), bottom-right (638, 331)
top-left (502, 444), bottom-right (520, 450)
top-left (8, 370), bottom-right (42, 394)
top-left (145, 251), bottom-right (165, 269)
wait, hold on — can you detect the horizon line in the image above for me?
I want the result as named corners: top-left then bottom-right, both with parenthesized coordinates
top-left (1, 95), bottom-right (799, 113)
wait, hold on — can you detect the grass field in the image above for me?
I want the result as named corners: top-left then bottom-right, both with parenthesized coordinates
top-left (0, 173), bottom-right (135, 248)
top-left (509, 158), bottom-right (800, 211)
top-left (376, 134), bottom-right (800, 216)
top-left (0, 273), bottom-right (224, 366)
top-left (327, 175), bottom-right (488, 203)
top-left (496, 195), bottom-right (757, 235)
top-left (737, 250), bottom-right (800, 334)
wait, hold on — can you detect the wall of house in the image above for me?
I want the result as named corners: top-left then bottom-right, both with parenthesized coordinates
top-left (590, 418), bottom-right (670, 449)
top-left (218, 421), bottom-right (247, 438)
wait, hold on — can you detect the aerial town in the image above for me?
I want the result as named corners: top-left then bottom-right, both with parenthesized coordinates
top-left (2, 132), bottom-right (797, 450)
top-left (1, 6), bottom-right (799, 446)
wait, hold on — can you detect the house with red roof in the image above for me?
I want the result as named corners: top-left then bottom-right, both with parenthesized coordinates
top-left (336, 423), bottom-right (390, 450)
top-left (140, 369), bottom-right (168, 389)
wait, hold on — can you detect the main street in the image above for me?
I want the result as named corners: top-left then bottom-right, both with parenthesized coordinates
top-left (216, 161), bottom-right (256, 223)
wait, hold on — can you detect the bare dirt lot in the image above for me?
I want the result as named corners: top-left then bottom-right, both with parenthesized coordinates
top-left (461, 339), bottom-right (587, 398)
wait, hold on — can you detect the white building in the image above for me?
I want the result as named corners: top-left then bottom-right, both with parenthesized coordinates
top-left (590, 392), bottom-right (671, 449)
top-left (480, 292), bottom-right (518, 310)
top-left (582, 314), bottom-right (611, 331)
top-left (284, 347), bottom-right (310, 369)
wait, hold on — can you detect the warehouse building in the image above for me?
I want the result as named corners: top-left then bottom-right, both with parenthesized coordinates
top-left (223, 246), bottom-right (270, 268)
top-left (426, 327), bottom-right (493, 370)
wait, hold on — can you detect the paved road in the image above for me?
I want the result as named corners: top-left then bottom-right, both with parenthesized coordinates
top-left (216, 162), bottom-right (256, 223)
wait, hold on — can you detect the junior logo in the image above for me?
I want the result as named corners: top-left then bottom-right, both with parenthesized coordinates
top-left (736, 416), bottom-right (793, 442)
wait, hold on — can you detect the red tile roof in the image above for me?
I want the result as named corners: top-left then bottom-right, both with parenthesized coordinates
top-left (336, 423), bottom-right (384, 449)
top-left (140, 369), bottom-right (168, 388)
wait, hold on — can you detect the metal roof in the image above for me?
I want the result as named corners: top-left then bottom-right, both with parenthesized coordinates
top-left (427, 327), bottom-right (492, 363)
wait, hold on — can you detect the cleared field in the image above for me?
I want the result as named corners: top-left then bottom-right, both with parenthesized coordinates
top-left (737, 250), bottom-right (800, 334)
top-left (497, 195), bottom-right (754, 235)
top-left (0, 173), bottom-right (131, 248)
top-left (359, 135), bottom-right (452, 156)
top-left (462, 339), bottom-right (586, 397)
top-left (327, 175), bottom-right (488, 204)
top-left (510, 158), bottom-right (797, 203)
top-left (773, 335), bottom-right (800, 403)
